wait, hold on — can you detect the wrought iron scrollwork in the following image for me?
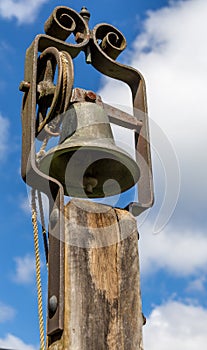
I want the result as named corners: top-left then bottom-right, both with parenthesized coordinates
top-left (44, 6), bottom-right (89, 44)
top-left (92, 23), bottom-right (127, 60)
top-left (20, 5), bottom-right (153, 209)
top-left (35, 7), bottom-right (139, 138)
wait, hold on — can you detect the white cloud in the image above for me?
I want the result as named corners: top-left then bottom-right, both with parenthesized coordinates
top-left (98, 0), bottom-right (207, 228)
top-left (143, 300), bottom-right (207, 350)
top-left (12, 254), bottom-right (35, 284)
top-left (139, 222), bottom-right (207, 276)
top-left (0, 115), bottom-right (9, 161)
top-left (0, 0), bottom-right (48, 24)
top-left (186, 276), bottom-right (206, 293)
top-left (0, 333), bottom-right (37, 350)
top-left (0, 302), bottom-right (15, 323)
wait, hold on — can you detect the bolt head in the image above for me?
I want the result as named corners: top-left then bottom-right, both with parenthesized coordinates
top-left (85, 91), bottom-right (96, 102)
top-left (49, 295), bottom-right (58, 317)
top-left (50, 208), bottom-right (59, 229)
top-left (19, 81), bottom-right (30, 92)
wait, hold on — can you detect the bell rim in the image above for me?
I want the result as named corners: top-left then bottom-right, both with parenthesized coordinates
top-left (39, 143), bottom-right (140, 198)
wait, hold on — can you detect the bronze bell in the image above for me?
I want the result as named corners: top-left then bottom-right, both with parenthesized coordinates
top-left (39, 102), bottom-right (140, 198)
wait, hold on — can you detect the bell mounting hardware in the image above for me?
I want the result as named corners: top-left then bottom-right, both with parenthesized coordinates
top-left (20, 5), bottom-right (153, 213)
top-left (20, 5), bottom-right (154, 336)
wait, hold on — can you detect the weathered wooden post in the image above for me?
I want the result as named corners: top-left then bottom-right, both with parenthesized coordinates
top-left (20, 5), bottom-right (153, 350)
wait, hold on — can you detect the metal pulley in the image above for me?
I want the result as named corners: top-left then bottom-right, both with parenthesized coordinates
top-left (39, 102), bottom-right (140, 198)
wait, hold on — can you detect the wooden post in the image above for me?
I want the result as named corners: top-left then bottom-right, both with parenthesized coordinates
top-left (47, 199), bottom-right (144, 350)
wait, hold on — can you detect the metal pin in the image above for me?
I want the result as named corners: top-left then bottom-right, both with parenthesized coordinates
top-left (85, 45), bottom-right (92, 64)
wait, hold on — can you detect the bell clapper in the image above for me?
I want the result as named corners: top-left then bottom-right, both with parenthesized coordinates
top-left (83, 176), bottom-right (98, 194)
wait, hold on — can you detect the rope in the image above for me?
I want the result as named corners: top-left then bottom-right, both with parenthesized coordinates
top-left (36, 135), bottom-right (50, 163)
top-left (31, 189), bottom-right (45, 350)
top-left (31, 50), bottom-right (74, 348)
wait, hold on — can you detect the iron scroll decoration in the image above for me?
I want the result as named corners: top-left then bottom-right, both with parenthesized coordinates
top-left (20, 5), bottom-right (154, 336)
top-left (21, 5), bottom-right (154, 214)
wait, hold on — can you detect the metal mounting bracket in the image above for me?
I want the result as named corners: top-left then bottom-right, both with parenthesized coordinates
top-left (20, 5), bottom-right (154, 336)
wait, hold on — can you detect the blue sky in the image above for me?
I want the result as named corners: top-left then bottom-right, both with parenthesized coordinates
top-left (0, 0), bottom-right (207, 349)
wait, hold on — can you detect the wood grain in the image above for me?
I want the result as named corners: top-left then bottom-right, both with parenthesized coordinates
top-left (47, 199), bottom-right (143, 350)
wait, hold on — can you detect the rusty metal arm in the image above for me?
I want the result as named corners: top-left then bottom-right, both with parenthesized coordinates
top-left (89, 23), bottom-right (154, 214)
top-left (20, 7), bottom-right (90, 336)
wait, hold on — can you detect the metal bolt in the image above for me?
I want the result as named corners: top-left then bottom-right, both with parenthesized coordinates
top-left (85, 91), bottom-right (97, 102)
top-left (49, 295), bottom-right (58, 316)
top-left (142, 313), bottom-right (147, 325)
top-left (19, 80), bottom-right (30, 92)
top-left (50, 208), bottom-right (59, 229)
top-left (75, 32), bottom-right (85, 43)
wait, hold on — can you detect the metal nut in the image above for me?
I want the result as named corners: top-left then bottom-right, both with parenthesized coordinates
top-left (19, 80), bottom-right (30, 92)
top-left (85, 91), bottom-right (97, 102)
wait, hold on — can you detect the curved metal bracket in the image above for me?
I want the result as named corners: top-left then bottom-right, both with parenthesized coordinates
top-left (90, 23), bottom-right (154, 215)
top-left (20, 5), bottom-right (154, 336)
top-left (20, 7), bottom-right (90, 337)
